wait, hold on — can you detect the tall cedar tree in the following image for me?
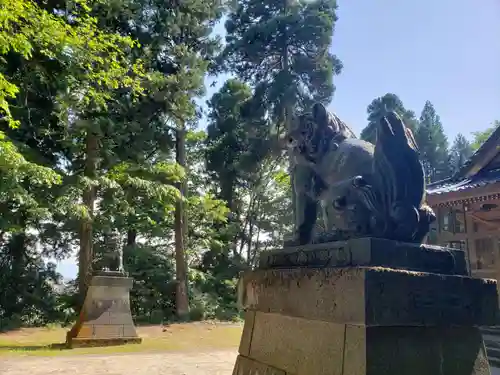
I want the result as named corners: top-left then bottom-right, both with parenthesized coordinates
top-left (80, 0), bottom-right (223, 317)
top-left (206, 79), bottom-right (269, 212)
top-left (221, 0), bottom-right (342, 233)
top-left (205, 79), bottom-right (270, 257)
top-left (222, 0), bottom-right (342, 131)
top-left (449, 134), bottom-right (473, 175)
top-left (415, 101), bottom-right (451, 183)
top-left (205, 79), bottom-right (292, 270)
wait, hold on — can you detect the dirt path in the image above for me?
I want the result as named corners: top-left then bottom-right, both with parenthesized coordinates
top-left (1, 350), bottom-right (237, 375)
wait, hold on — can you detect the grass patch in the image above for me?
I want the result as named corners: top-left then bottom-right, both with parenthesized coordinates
top-left (0, 322), bottom-right (242, 357)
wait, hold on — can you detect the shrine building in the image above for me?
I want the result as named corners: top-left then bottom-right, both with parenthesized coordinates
top-left (426, 126), bottom-right (500, 283)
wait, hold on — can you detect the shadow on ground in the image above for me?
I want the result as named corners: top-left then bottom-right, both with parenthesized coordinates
top-left (0, 343), bottom-right (68, 352)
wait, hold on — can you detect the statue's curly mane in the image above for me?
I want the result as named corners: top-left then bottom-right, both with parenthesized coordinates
top-left (291, 106), bottom-right (357, 162)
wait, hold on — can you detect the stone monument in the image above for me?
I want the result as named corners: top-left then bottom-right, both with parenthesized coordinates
top-left (233, 104), bottom-right (499, 375)
top-left (66, 245), bottom-right (141, 348)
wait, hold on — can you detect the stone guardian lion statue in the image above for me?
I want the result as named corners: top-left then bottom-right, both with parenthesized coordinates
top-left (284, 103), bottom-right (435, 246)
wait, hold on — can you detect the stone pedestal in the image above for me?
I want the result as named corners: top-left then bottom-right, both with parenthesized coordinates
top-left (234, 238), bottom-right (499, 375)
top-left (66, 271), bottom-right (142, 348)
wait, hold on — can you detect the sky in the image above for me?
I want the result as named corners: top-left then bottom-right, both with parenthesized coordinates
top-left (55, 0), bottom-right (500, 279)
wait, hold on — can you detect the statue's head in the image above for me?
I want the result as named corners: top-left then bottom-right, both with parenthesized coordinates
top-left (284, 103), bottom-right (354, 157)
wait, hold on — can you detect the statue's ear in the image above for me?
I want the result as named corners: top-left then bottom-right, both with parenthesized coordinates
top-left (312, 103), bottom-right (328, 126)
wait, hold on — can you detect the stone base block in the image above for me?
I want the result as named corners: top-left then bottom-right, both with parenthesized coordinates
top-left (239, 267), bottom-right (498, 326)
top-left (234, 254), bottom-right (499, 375)
top-left (66, 273), bottom-right (141, 348)
top-left (235, 312), bottom-right (490, 375)
top-left (233, 355), bottom-right (285, 375)
top-left (260, 238), bottom-right (468, 275)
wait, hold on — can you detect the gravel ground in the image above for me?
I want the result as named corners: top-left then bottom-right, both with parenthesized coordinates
top-left (1, 350), bottom-right (237, 375)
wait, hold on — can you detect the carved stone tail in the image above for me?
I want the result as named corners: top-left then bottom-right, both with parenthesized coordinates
top-left (367, 112), bottom-right (436, 243)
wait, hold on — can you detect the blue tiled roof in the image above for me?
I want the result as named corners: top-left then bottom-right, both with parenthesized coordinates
top-left (427, 168), bottom-right (500, 195)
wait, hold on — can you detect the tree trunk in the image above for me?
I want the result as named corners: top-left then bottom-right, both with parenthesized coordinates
top-left (175, 126), bottom-right (189, 319)
top-left (7, 230), bottom-right (27, 317)
top-left (78, 130), bottom-right (98, 305)
top-left (281, 0), bottom-right (296, 234)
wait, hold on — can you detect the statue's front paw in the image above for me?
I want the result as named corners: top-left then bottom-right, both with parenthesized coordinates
top-left (284, 231), bottom-right (311, 247)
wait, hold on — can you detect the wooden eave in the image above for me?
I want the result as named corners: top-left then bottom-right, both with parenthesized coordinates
top-left (455, 125), bottom-right (500, 179)
top-left (427, 125), bottom-right (500, 207)
top-left (427, 181), bottom-right (500, 207)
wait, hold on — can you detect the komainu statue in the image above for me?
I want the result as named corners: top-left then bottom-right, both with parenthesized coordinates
top-left (101, 229), bottom-right (125, 273)
top-left (285, 103), bottom-right (436, 246)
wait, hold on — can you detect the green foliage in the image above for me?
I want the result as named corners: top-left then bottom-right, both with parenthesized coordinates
top-left (0, 234), bottom-right (66, 331)
top-left (0, 0), bottom-right (145, 127)
top-left (204, 79), bottom-right (293, 278)
top-left (0, 0), bottom-right (231, 327)
top-left (189, 269), bottom-right (241, 322)
top-left (124, 244), bottom-right (177, 323)
top-left (206, 79), bottom-right (270, 207)
top-left (0, 132), bottom-right (62, 230)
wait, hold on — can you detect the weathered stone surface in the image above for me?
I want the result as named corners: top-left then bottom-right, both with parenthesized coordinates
top-left (259, 238), bottom-right (467, 276)
top-left (343, 325), bottom-right (366, 375)
top-left (248, 312), bottom-right (345, 375)
top-left (91, 274), bottom-right (134, 288)
top-left (93, 270), bottom-right (127, 278)
top-left (365, 268), bottom-right (498, 326)
top-left (233, 355), bottom-right (286, 375)
top-left (363, 325), bottom-right (489, 375)
top-left (242, 267), bottom-right (365, 324)
top-left (234, 318), bottom-right (490, 375)
top-left (66, 274), bottom-right (141, 348)
top-left (240, 267), bottom-right (498, 326)
top-left (239, 310), bottom-right (256, 356)
top-left (234, 320), bottom-right (489, 375)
